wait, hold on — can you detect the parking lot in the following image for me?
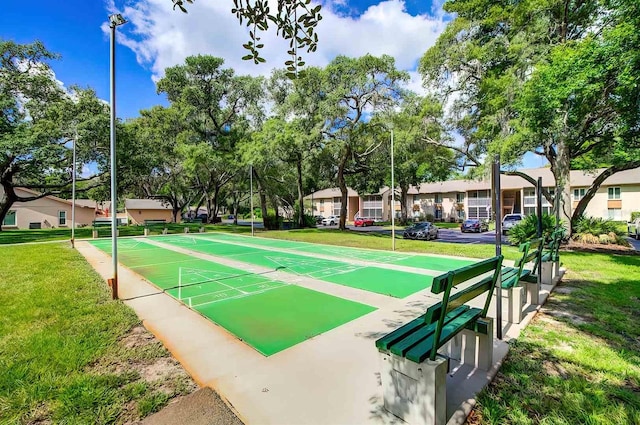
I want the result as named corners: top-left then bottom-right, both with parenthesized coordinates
top-left (318, 223), bottom-right (510, 245)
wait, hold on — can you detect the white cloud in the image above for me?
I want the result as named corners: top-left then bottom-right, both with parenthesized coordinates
top-left (107, 0), bottom-right (447, 90)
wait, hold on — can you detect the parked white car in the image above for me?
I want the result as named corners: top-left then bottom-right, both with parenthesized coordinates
top-left (322, 215), bottom-right (339, 226)
top-left (502, 213), bottom-right (524, 235)
top-left (628, 218), bottom-right (640, 240)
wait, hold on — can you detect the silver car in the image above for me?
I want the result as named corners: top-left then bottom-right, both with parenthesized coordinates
top-left (403, 222), bottom-right (439, 240)
top-left (502, 214), bottom-right (524, 235)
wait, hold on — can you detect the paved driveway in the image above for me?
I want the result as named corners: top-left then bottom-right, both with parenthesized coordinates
top-left (331, 225), bottom-right (509, 245)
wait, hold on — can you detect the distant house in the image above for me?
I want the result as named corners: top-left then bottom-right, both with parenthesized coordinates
top-left (0, 187), bottom-right (98, 230)
top-left (125, 199), bottom-right (177, 225)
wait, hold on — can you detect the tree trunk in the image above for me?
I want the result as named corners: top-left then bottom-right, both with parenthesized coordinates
top-left (337, 146), bottom-right (350, 230)
top-left (400, 185), bottom-right (409, 224)
top-left (552, 136), bottom-right (573, 236)
top-left (296, 155), bottom-right (305, 228)
top-left (252, 168), bottom-right (269, 230)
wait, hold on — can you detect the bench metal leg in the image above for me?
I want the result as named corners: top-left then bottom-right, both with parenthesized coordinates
top-left (507, 286), bottom-right (525, 324)
top-left (380, 352), bottom-right (448, 425)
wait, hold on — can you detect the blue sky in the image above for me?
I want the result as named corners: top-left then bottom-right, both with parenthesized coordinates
top-left (1, 0), bottom-right (444, 119)
top-left (2, 0), bottom-right (163, 118)
top-left (2, 0), bottom-right (544, 168)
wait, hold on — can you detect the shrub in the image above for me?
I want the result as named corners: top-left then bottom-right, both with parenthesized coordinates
top-left (507, 214), bottom-right (557, 246)
top-left (573, 215), bottom-right (623, 236)
top-left (631, 211), bottom-right (640, 222)
top-left (572, 215), bottom-right (627, 245)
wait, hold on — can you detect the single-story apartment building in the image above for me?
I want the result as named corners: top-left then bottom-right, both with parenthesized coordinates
top-left (0, 187), bottom-right (100, 230)
top-left (307, 167), bottom-right (640, 223)
top-left (124, 199), bottom-right (178, 225)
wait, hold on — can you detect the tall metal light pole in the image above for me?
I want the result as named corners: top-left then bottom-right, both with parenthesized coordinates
top-left (492, 155), bottom-right (503, 340)
top-left (71, 130), bottom-right (77, 248)
top-left (250, 164), bottom-right (255, 237)
top-left (109, 13), bottom-right (127, 299)
top-left (390, 129), bottom-right (395, 251)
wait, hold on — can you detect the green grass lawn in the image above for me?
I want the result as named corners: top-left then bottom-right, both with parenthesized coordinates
top-left (2, 228), bottom-right (638, 424)
top-left (0, 243), bottom-right (195, 424)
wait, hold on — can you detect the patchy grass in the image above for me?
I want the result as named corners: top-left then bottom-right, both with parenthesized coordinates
top-left (0, 243), bottom-right (196, 424)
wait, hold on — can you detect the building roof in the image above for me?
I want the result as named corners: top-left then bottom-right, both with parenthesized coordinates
top-left (9, 188), bottom-right (97, 209)
top-left (124, 199), bottom-right (172, 210)
top-left (305, 187), bottom-right (359, 199)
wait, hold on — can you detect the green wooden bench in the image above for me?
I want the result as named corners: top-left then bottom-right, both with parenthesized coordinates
top-left (92, 220), bottom-right (117, 238)
top-left (541, 228), bottom-right (565, 285)
top-left (498, 238), bottom-right (542, 322)
top-left (143, 219), bottom-right (168, 235)
top-left (376, 256), bottom-right (503, 425)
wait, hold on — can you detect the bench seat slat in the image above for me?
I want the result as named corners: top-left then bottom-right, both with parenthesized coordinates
top-left (405, 307), bottom-right (483, 363)
top-left (375, 315), bottom-right (426, 352)
top-left (388, 306), bottom-right (470, 357)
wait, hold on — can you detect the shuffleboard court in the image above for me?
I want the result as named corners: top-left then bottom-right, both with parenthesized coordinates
top-left (196, 232), bottom-right (474, 272)
top-left (152, 235), bottom-right (434, 298)
top-left (88, 239), bottom-right (376, 356)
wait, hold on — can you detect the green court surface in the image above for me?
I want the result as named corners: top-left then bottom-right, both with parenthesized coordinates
top-left (89, 239), bottom-right (376, 356)
top-left (197, 232), bottom-right (474, 272)
top-left (152, 235), bottom-right (434, 298)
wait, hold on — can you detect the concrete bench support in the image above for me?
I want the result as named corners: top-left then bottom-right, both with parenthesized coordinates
top-left (541, 261), bottom-right (554, 285)
top-left (380, 353), bottom-right (448, 425)
top-left (527, 281), bottom-right (541, 305)
top-left (199, 226), bottom-right (205, 233)
top-left (380, 318), bottom-right (494, 425)
top-left (506, 286), bottom-right (525, 324)
top-left (184, 227), bottom-right (190, 234)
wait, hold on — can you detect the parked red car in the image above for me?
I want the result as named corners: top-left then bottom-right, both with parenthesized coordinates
top-left (354, 217), bottom-right (375, 227)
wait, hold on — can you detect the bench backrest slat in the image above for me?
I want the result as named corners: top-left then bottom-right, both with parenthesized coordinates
top-left (427, 255), bottom-right (503, 360)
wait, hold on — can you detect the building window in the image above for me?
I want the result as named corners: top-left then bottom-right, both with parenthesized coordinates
top-left (362, 195), bottom-right (383, 219)
top-left (523, 188), bottom-right (536, 207)
top-left (457, 209), bottom-right (465, 219)
top-left (333, 197), bottom-right (341, 217)
top-left (413, 194), bottom-right (419, 204)
top-left (467, 190), bottom-right (490, 220)
top-left (2, 210), bottom-right (16, 226)
top-left (434, 194), bottom-right (443, 203)
top-left (608, 187), bottom-right (621, 200)
top-left (573, 188), bottom-right (586, 201)
top-left (608, 208), bottom-right (622, 220)
top-left (456, 193), bottom-right (464, 203)
top-left (59, 211), bottom-right (67, 226)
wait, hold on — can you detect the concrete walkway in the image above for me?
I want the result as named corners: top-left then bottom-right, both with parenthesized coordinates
top-left (77, 238), bottom-right (561, 425)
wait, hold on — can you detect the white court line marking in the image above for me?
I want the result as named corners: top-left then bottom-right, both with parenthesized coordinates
top-left (264, 256), bottom-right (363, 278)
top-left (188, 282), bottom-right (289, 309)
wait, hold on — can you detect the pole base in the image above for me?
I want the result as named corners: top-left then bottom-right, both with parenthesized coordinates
top-left (108, 278), bottom-right (119, 300)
